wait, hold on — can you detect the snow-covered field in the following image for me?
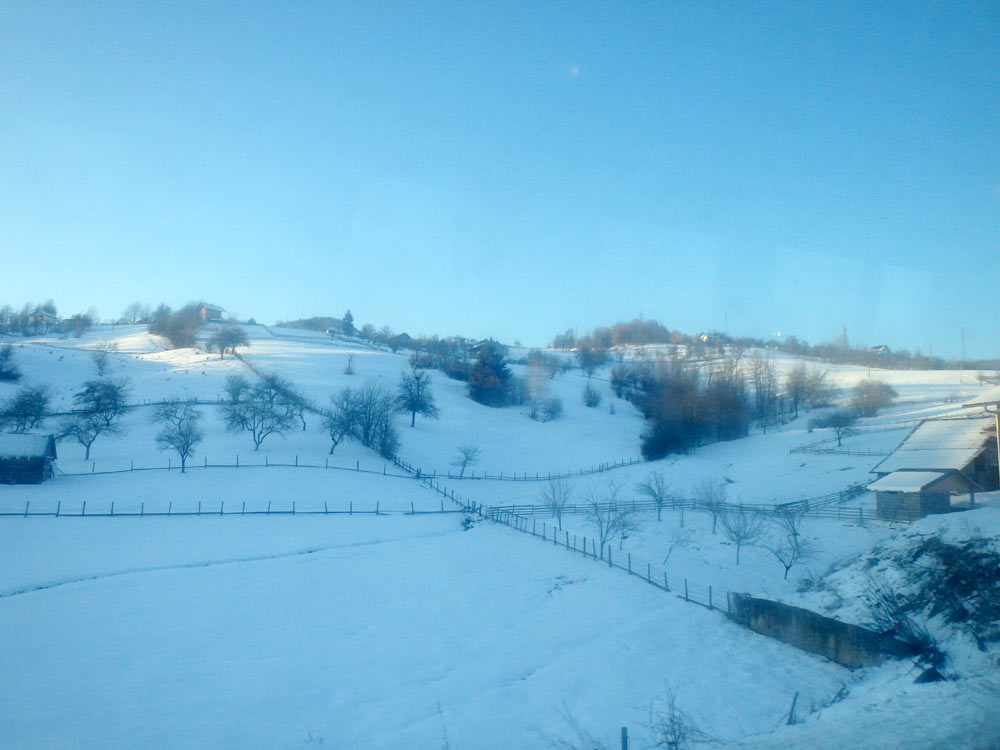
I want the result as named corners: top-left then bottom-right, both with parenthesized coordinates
top-left (1, 326), bottom-right (998, 748)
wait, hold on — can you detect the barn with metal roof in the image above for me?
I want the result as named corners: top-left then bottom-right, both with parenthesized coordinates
top-left (869, 416), bottom-right (997, 520)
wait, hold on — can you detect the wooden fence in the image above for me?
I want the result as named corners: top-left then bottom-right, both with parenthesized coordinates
top-left (392, 455), bottom-right (646, 482)
top-left (0, 497), bottom-right (460, 518)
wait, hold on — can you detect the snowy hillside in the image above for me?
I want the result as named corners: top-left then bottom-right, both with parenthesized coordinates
top-left (1, 326), bottom-right (998, 749)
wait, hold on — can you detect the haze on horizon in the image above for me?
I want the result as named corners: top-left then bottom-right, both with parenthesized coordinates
top-left (1, 2), bottom-right (998, 357)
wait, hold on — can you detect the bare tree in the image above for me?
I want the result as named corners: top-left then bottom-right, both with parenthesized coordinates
top-left (617, 510), bottom-right (641, 550)
top-left (90, 340), bottom-right (117, 376)
top-left (850, 379), bottom-right (897, 417)
top-left (663, 527), bottom-right (693, 566)
top-left (1, 385), bottom-right (51, 433)
top-left (585, 480), bottom-right (630, 556)
top-left (451, 444), bottom-right (480, 478)
top-left (350, 382), bottom-right (399, 457)
top-left (60, 378), bottom-right (131, 460)
top-left (343, 354), bottom-right (355, 375)
top-left (645, 685), bottom-right (711, 749)
top-left (149, 398), bottom-right (199, 429)
top-left (218, 374), bottom-right (297, 450)
top-left (694, 478), bottom-right (727, 534)
top-left (396, 369), bottom-right (440, 427)
top-left (809, 409), bottom-right (857, 446)
top-left (719, 506), bottom-right (766, 564)
top-left (154, 407), bottom-right (203, 472)
top-left (206, 324), bottom-right (249, 359)
top-left (539, 478), bottom-right (573, 530)
top-left (637, 470), bottom-right (671, 521)
top-left (119, 301), bottom-right (151, 325)
top-left (322, 388), bottom-right (358, 455)
top-left (262, 373), bottom-right (310, 430)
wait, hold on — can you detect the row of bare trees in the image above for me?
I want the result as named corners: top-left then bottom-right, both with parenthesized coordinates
top-left (535, 472), bottom-right (816, 577)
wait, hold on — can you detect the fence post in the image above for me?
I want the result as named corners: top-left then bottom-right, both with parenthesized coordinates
top-left (356, 460), bottom-right (360, 472)
top-left (647, 563), bottom-right (651, 582)
top-left (131, 460), bottom-right (134, 471)
top-left (684, 579), bottom-right (689, 601)
top-left (664, 572), bottom-right (669, 591)
top-left (167, 501), bottom-right (170, 516)
top-left (110, 502), bottom-right (114, 517)
top-left (56, 501), bottom-right (61, 517)
top-left (621, 726), bottom-right (628, 750)
top-left (24, 501), bottom-right (29, 518)
top-left (325, 457), bottom-right (328, 469)
top-left (411, 501), bottom-right (415, 515)
top-left (141, 502), bottom-right (144, 517)
top-left (628, 553), bottom-right (632, 574)
top-left (859, 507), bottom-right (864, 526)
top-left (608, 549), bottom-right (612, 567)
top-left (237, 454), bottom-right (239, 467)
top-left (242, 501), bottom-right (246, 516)
top-left (295, 455), bottom-right (298, 467)
top-left (266, 456), bottom-right (268, 467)
top-left (221, 502), bottom-right (224, 516)
top-left (267, 501), bottom-right (271, 515)
top-left (376, 501), bottom-right (379, 515)
top-left (92, 462), bottom-right (95, 473)
top-left (198, 501), bottom-right (201, 515)
top-left (709, 586), bottom-right (713, 610)
top-left (292, 501), bottom-right (296, 515)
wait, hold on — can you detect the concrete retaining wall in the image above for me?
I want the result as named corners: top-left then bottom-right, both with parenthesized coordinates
top-left (729, 593), bottom-right (917, 669)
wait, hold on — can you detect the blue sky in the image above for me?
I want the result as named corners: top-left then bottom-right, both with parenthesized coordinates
top-left (2, 2), bottom-right (998, 357)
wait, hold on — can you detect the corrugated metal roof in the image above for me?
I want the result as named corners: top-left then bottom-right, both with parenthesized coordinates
top-left (964, 385), bottom-right (1000, 408)
top-left (0, 434), bottom-right (55, 459)
top-left (868, 471), bottom-right (947, 493)
top-left (872, 417), bottom-right (993, 473)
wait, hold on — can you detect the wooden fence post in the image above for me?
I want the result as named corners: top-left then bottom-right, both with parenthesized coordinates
top-left (628, 553), bottom-right (632, 574)
top-left (56, 501), bottom-right (61, 517)
top-left (664, 572), bottom-right (669, 591)
top-left (709, 586), bottom-right (713, 610)
top-left (242, 501), bottom-right (246, 516)
top-left (110, 502), bottom-right (114, 517)
top-left (684, 579), bottom-right (689, 601)
top-left (221, 502), bottom-right (224, 516)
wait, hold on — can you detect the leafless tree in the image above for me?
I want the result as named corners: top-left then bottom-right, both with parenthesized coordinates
top-left (663, 527), bottom-right (693, 566)
top-left (218, 374), bottom-right (297, 451)
top-left (850, 379), bottom-right (898, 417)
top-left (451, 444), bottom-right (480, 478)
top-left (119, 302), bottom-right (151, 325)
top-left (645, 685), bottom-right (711, 749)
top-left (637, 470), bottom-right (671, 521)
top-left (396, 369), bottom-right (440, 427)
top-left (351, 382), bottom-right (399, 457)
top-left (206, 324), bottom-right (249, 359)
top-left (60, 378), bottom-right (131, 459)
top-left (154, 407), bottom-right (203, 472)
top-left (694, 478), bottom-right (727, 534)
top-left (719, 505), bottom-right (766, 564)
top-left (764, 508), bottom-right (814, 579)
top-left (262, 372), bottom-right (310, 430)
top-left (91, 340), bottom-right (117, 376)
top-left (344, 354), bottom-right (355, 375)
top-left (322, 388), bottom-right (358, 455)
top-left (1, 385), bottom-right (51, 433)
top-left (809, 409), bottom-right (857, 446)
top-left (149, 398), bottom-right (200, 429)
top-left (585, 479), bottom-right (630, 556)
top-left (617, 509), bottom-right (641, 550)
top-left (539, 478), bottom-right (572, 530)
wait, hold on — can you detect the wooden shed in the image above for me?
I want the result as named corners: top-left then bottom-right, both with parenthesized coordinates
top-left (0, 434), bottom-right (57, 484)
top-left (868, 471), bottom-right (962, 521)
top-left (199, 304), bottom-right (225, 322)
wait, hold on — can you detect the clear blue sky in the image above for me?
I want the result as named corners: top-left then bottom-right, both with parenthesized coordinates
top-left (2, 2), bottom-right (998, 357)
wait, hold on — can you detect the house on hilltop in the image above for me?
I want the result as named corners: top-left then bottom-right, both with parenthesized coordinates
top-left (869, 416), bottom-right (997, 520)
top-left (0, 434), bottom-right (57, 484)
top-left (199, 304), bottom-right (225, 322)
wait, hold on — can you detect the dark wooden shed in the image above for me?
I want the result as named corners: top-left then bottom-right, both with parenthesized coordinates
top-left (0, 434), bottom-right (57, 484)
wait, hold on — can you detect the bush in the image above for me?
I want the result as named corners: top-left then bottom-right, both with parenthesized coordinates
top-left (0, 345), bottom-right (22, 382)
top-left (541, 397), bottom-right (563, 421)
top-left (582, 383), bottom-right (602, 407)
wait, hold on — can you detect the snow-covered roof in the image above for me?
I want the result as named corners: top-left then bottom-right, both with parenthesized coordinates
top-left (871, 417), bottom-right (993, 474)
top-left (868, 471), bottom-right (948, 493)
top-left (0, 434), bottom-right (56, 459)
top-left (964, 385), bottom-right (1000, 408)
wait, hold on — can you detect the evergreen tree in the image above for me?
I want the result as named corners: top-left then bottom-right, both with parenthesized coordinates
top-left (342, 309), bottom-right (356, 336)
top-left (468, 340), bottom-right (510, 407)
